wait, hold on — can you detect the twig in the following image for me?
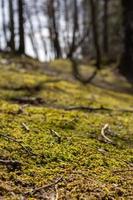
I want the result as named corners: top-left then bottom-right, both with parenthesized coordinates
top-left (24, 176), bottom-right (63, 196)
top-left (50, 129), bottom-right (61, 144)
top-left (0, 159), bottom-right (20, 165)
top-left (117, 108), bottom-right (133, 113)
top-left (60, 105), bottom-right (133, 113)
top-left (113, 169), bottom-right (133, 173)
top-left (0, 159), bottom-right (21, 170)
top-left (10, 97), bottom-right (45, 105)
top-left (64, 105), bottom-right (111, 112)
top-left (22, 123), bottom-right (30, 132)
top-left (0, 133), bottom-right (33, 155)
top-left (101, 124), bottom-right (113, 144)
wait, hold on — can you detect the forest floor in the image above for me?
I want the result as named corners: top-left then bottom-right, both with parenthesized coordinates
top-left (0, 54), bottom-right (133, 200)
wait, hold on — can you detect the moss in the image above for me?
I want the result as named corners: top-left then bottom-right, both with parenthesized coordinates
top-left (0, 56), bottom-right (133, 199)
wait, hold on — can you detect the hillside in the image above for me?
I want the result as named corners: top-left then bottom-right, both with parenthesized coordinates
top-left (0, 54), bottom-right (133, 199)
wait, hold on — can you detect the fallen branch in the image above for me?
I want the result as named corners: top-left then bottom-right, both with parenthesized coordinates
top-left (0, 159), bottom-right (21, 171)
top-left (0, 133), bottom-right (34, 155)
top-left (9, 96), bottom-right (133, 113)
top-left (64, 105), bottom-right (112, 112)
top-left (101, 124), bottom-right (113, 144)
top-left (10, 97), bottom-right (45, 105)
top-left (120, 109), bottom-right (133, 113)
top-left (0, 159), bottom-right (20, 165)
top-left (64, 106), bottom-right (133, 113)
top-left (24, 176), bottom-right (63, 196)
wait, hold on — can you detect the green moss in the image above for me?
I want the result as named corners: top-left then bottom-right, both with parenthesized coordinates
top-left (0, 56), bottom-right (133, 199)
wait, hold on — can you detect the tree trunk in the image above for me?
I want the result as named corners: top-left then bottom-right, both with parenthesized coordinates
top-left (1, 0), bottom-right (8, 48)
top-left (67, 0), bottom-right (78, 59)
top-left (64, 0), bottom-right (70, 50)
top-left (18, 0), bottom-right (25, 54)
top-left (9, 0), bottom-right (15, 51)
top-left (119, 0), bottom-right (133, 77)
top-left (103, 0), bottom-right (109, 55)
top-left (47, 0), bottom-right (62, 59)
top-left (90, 0), bottom-right (101, 69)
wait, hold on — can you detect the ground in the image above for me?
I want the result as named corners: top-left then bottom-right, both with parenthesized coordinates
top-left (0, 54), bottom-right (133, 199)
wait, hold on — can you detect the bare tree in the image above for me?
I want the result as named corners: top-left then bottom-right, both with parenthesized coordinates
top-left (90, 0), bottom-right (101, 69)
top-left (8, 0), bottom-right (15, 51)
top-left (119, 0), bottom-right (133, 78)
top-left (103, 0), bottom-right (109, 55)
top-left (18, 0), bottom-right (25, 54)
top-left (67, 0), bottom-right (79, 58)
top-left (47, 0), bottom-right (62, 58)
top-left (1, 0), bottom-right (8, 48)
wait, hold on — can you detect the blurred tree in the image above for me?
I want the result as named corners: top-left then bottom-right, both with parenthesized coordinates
top-left (90, 0), bottom-right (101, 69)
top-left (119, 0), bottom-right (133, 77)
top-left (8, 0), bottom-right (15, 51)
top-left (47, 0), bottom-right (62, 58)
top-left (1, 0), bottom-right (8, 48)
top-left (18, 0), bottom-right (25, 54)
top-left (102, 0), bottom-right (109, 55)
top-left (0, 0), bottom-right (125, 65)
top-left (25, 5), bottom-right (39, 59)
top-left (67, 0), bottom-right (79, 58)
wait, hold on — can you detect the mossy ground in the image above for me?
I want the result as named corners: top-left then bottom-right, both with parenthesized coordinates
top-left (0, 54), bottom-right (133, 199)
